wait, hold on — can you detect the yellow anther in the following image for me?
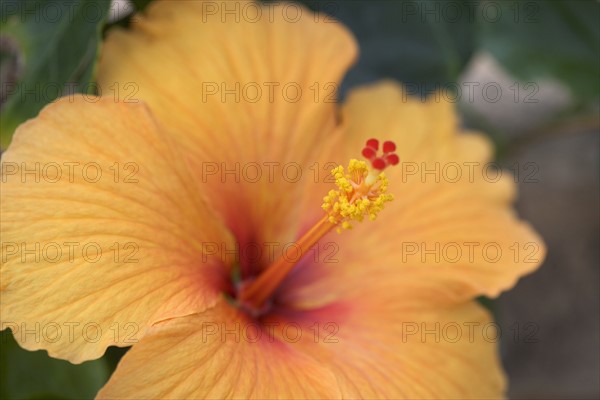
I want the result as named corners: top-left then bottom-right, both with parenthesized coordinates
top-left (321, 159), bottom-right (394, 231)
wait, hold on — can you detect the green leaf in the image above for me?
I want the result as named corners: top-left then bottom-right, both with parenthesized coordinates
top-left (294, 0), bottom-right (477, 95)
top-left (0, 330), bottom-right (109, 400)
top-left (478, 0), bottom-right (600, 102)
top-left (0, 0), bottom-right (111, 149)
top-left (131, 0), bottom-right (154, 12)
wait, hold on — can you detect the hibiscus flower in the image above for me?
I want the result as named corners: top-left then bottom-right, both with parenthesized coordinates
top-left (0, 1), bottom-right (545, 398)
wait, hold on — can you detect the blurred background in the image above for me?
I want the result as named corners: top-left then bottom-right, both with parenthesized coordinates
top-left (1, 0), bottom-right (598, 398)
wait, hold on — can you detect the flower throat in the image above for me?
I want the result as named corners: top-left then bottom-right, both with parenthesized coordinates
top-left (237, 139), bottom-right (399, 313)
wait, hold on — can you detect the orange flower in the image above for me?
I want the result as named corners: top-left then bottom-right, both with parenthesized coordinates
top-left (0, 1), bottom-right (545, 398)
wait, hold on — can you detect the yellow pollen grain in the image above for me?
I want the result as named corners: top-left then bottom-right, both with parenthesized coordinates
top-left (321, 159), bottom-right (394, 231)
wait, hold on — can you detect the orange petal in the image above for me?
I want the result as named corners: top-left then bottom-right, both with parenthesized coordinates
top-left (0, 96), bottom-right (233, 363)
top-left (97, 299), bottom-right (341, 399)
top-left (98, 0), bottom-right (358, 247)
top-left (269, 300), bottom-right (505, 399)
top-left (289, 81), bottom-right (545, 307)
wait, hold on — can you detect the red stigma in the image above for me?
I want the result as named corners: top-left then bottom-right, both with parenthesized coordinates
top-left (383, 141), bottom-right (396, 153)
top-left (385, 154), bottom-right (399, 166)
top-left (362, 147), bottom-right (376, 159)
top-left (372, 158), bottom-right (386, 170)
top-left (361, 138), bottom-right (400, 170)
top-left (366, 138), bottom-right (379, 151)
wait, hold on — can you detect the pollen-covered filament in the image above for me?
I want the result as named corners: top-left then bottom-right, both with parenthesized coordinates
top-left (322, 159), bottom-right (393, 232)
top-left (238, 139), bottom-right (398, 311)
